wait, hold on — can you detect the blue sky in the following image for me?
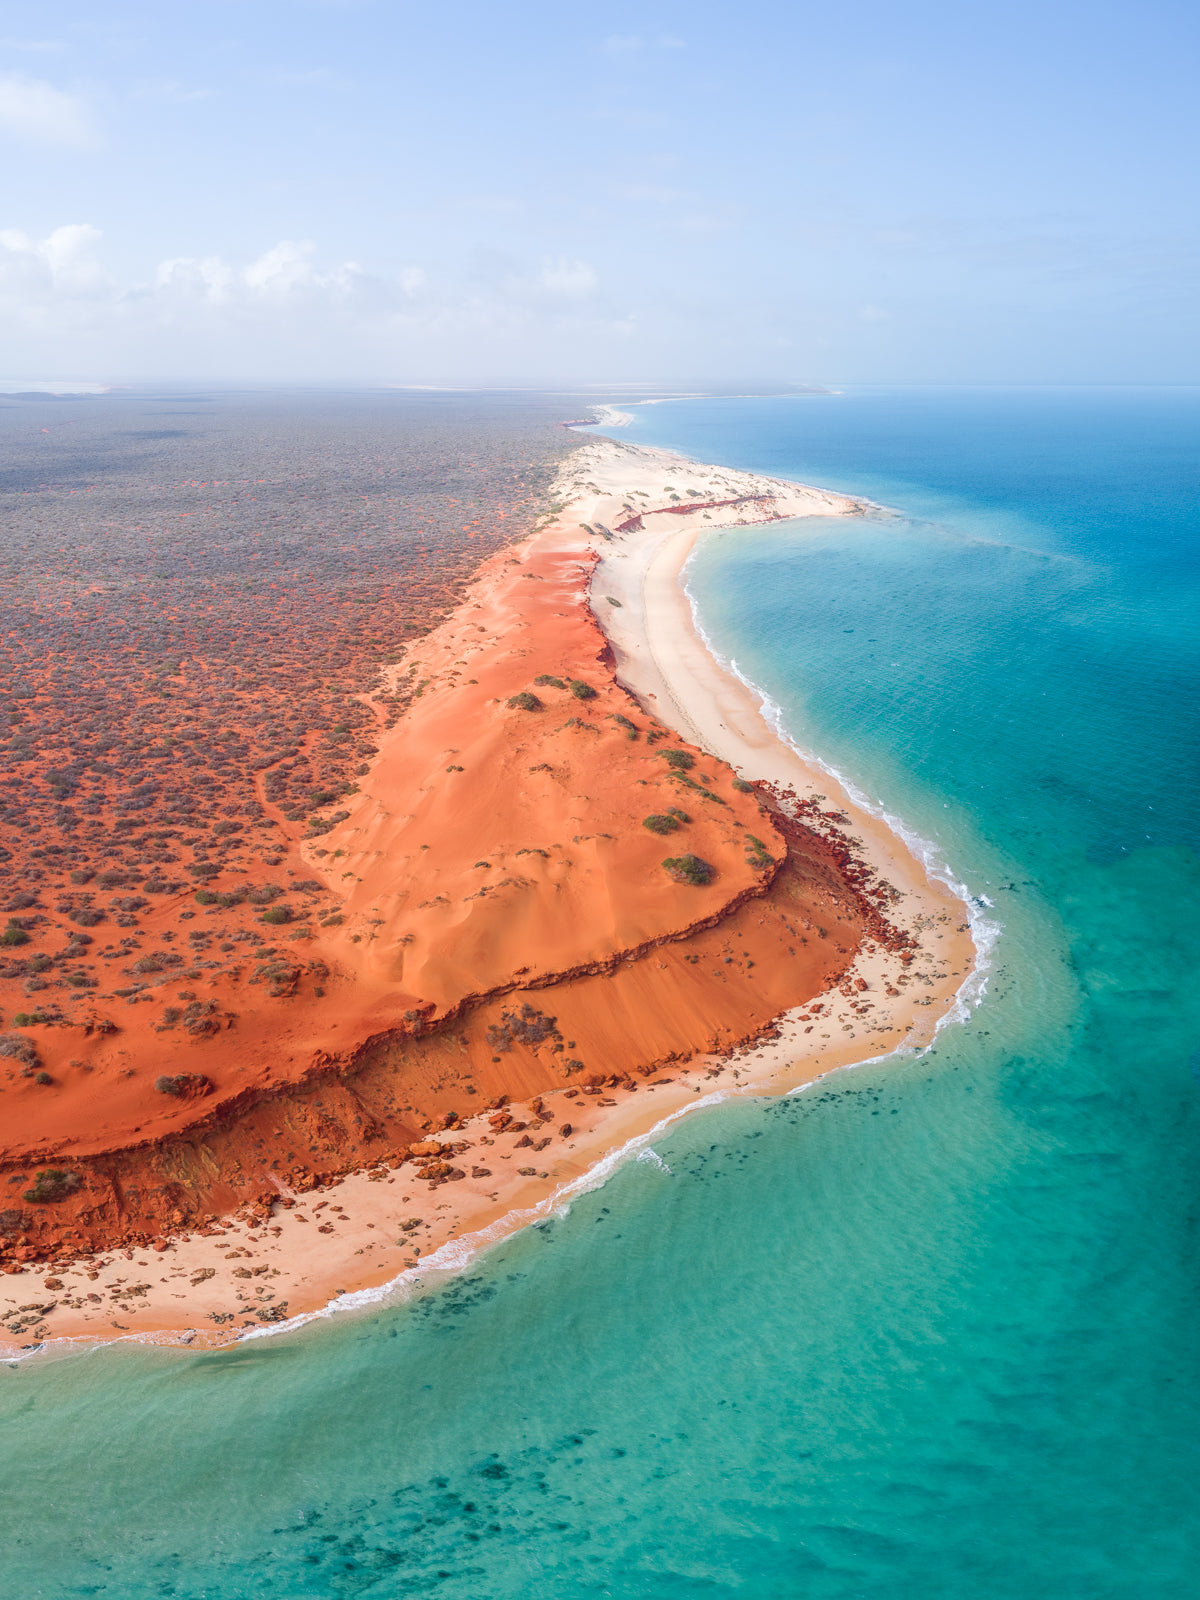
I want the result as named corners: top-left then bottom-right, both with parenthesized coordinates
top-left (1, 0), bottom-right (1196, 384)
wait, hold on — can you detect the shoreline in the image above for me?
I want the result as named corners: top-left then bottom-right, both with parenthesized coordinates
top-left (576, 438), bottom-right (979, 1085)
top-left (1, 438), bottom-right (979, 1361)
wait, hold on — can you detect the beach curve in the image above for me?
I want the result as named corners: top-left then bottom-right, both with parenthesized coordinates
top-left (0, 436), bottom-right (977, 1358)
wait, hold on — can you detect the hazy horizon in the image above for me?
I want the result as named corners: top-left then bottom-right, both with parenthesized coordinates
top-left (3, 0), bottom-right (1197, 386)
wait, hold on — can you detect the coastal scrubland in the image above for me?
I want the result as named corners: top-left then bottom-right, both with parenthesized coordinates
top-left (0, 393), bottom-right (573, 1251)
top-left (0, 398), bottom-right (970, 1346)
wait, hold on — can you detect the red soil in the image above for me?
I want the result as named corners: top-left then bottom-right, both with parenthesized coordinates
top-left (0, 527), bottom-right (909, 1267)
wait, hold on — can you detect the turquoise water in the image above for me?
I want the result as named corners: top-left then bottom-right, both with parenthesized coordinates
top-left (4, 389), bottom-right (1199, 1597)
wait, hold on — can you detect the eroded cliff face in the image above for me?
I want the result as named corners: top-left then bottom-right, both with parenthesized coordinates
top-left (0, 523), bottom-right (911, 1267)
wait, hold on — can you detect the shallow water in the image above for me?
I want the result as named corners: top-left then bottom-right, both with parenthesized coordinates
top-left (3, 388), bottom-right (1198, 1597)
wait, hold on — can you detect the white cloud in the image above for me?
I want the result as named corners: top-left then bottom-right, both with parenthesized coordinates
top-left (243, 239), bottom-right (326, 293)
top-left (0, 225), bottom-right (627, 380)
top-left (0, 223), bottom-right (105, 294)
top-left (0, 74), bottom-right (94, 146)
top-left (155, 240), bottom-right (366, 303)
top-left (155, 253), bottom-right (236, 302)
top-left (0, 227), bottom-right (374, 324)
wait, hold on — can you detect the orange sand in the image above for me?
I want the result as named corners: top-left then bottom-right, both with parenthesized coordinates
top-left (0, 437), bottom-right (974, 1353)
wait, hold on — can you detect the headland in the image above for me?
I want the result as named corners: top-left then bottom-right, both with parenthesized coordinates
top-left (0, 433), bottom-right (974, 1353)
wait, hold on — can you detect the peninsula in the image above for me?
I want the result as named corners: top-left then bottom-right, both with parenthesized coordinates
top-left (0, 436), bottom-right (973, 1351)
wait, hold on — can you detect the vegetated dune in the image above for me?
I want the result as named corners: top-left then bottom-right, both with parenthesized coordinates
top-left (0, 477), bottom-right (908, 1267)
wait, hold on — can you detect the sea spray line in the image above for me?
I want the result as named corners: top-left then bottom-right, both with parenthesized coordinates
top-left (748, 665), bottom-right (1003, 1030)
top-left (736, 650), bottom-right (1000, 1031)
top-left (241, 1011), bottom-right (952, 1351)
top-left (637, 1148), bottom-right (673, 1175)
top-left (783, 1040), bottom-right (922, 1100)
top-left (17, 952), bottom-right (970, 1365)
top-left (239, 1092), bottom-right (730, 1344)
top-left (679, 552), bottom-right (1001, 1030)
top-left (3, 1103), bottom-right (708, 1366)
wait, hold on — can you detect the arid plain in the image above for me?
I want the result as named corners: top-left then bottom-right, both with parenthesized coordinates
top-left (0, 394), bottom-right (971, 1350)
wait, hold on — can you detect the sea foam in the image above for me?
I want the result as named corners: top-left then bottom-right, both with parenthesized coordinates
top-left (680, 547), bottom-right (1001, 1040)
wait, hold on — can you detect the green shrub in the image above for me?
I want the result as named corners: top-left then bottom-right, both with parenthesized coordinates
top-left (262, 906), bottom-right (292, 926)
top-left (732, 777), bottom-right (753, 793)
top-left (605, 596), bottom-right (622, 607)
top-left (569, 680), bottom-right (597, 700)
top-left (669, 772), bottom-right (727, 806)
top-left (310, 789), bottom-right (337, 805)
top-left (154, 1073), bottom-right (214, 1099)
top-left (661, 749), bottom-right (695, 771)
top-left (533, 674), bottom-right (566, 689)
top-left (667, 807), bottom-right (692, 823)
top-left (306, 810), bottom-right (348, 836)
top-left (23, 1169), bottom-right (81, 1204)
top-left (643, 814), bottom-right (679, 835)
top-left (1, 922), bottom-right (30, 947)
top-left (662, 854), bottom-right (715, 886)
top-left (34, 1071), bottom-right (52, 1085)
top-left (507, 692), bottom-right (543, 711)
top-left (744, 834), bottom-right (773, 870)
top-left (487, 1002), bottom-right (559, 1052)
top-left (195, 890), bottom-right (219, 905)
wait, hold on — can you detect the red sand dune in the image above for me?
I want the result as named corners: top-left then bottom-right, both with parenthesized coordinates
top-left (0, 528), bottom-right (907, 1266)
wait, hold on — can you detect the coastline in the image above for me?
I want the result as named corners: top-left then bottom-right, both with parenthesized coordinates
top-left (576, 437), bottom-right (979, 1089)
top-left (1, 437), bottom-right (978, 1359)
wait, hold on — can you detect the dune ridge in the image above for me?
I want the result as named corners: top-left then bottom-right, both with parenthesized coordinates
top-left (0, 437), bottom-right (973, 1352)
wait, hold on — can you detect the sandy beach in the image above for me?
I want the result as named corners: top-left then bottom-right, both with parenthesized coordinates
top-left (1, 437), bottom-right (975, 1357)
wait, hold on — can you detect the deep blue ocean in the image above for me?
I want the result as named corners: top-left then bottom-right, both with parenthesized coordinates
top-left (3, 388), bottom-right (1198, 1598)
